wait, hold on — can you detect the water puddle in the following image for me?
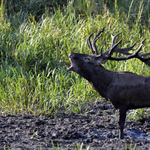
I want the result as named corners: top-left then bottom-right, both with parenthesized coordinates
top-left (126, 129), bottom-right (150, 140)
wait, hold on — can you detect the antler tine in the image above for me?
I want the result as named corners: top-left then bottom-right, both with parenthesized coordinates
top-left (111, 32), bottom-right (122, 47)
top-left (140, 52), bottom-right (150, 57)
top-left (92, 28), bottom-right (105, 55)
top-left (99, 42), bottom-right (106, 56)
top-left (123, 39), bottom-right (150, 66)
top-left (111, 32), bottom-right (137, 54)
top-left (138, 39), bottom-right (150, 57)
top-left (87, 32), bottom-right (95, 54)
top-left (92, 35), bottom-right (102, 55)
top-left (114, 42), bottom-right (137, 55)
top-left (110, 39), bottom-right (145, 60)
top-left (108, 37), bottom-right (123, 58)
top-left (134, 39), bottom-right (150, 65)
top-left (129, 39), bottom-right (146, 57)
top-left (102, 32), bottom-right (137, 56)
top-left (101, 32), bottom-right (122, 55)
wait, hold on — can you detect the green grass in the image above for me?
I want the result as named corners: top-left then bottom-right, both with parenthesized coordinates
top-left (0, 0), bottom-right (150, 119)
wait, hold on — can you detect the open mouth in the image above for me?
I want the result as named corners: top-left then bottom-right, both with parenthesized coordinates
top-left (67, 54), bottom-right (75, 71)
top-left (67, 58), bottom-right (74, 71)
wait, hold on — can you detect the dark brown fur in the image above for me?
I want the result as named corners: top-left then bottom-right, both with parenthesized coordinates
top-left (68, 53), bottom-right (150, 139)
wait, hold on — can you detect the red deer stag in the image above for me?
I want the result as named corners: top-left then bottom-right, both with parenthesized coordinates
top-left (67, 28), bottom-right (150, 139)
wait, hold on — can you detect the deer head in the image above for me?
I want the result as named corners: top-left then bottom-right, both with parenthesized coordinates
top-left (67, 28), bottom-right (150, 76)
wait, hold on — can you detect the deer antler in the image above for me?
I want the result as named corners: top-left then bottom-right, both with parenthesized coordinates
top-left (102, 33), bottom-right (137, 55)
top-left (87, 28), bottom-right (150, 66)
top-left (87, 27), bottom-right (105, 55)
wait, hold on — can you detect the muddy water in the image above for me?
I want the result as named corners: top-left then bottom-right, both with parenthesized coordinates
top-left (0, 100), bottom-right (150, 150)
top-left (126, 129), bottom-right (150, 141)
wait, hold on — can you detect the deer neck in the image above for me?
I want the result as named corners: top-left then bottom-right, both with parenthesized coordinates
top-left (88, 65), bottom-right (114, 98)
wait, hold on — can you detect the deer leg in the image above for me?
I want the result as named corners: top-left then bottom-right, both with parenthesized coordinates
top-left (118, 108), bottom-right (127, 139)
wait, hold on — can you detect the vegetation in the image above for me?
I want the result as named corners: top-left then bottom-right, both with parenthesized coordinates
top-left (0, 0), bottom-right (150, 119)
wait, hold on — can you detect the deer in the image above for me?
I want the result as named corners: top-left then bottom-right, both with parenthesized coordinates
top-left (67, 28), bottom-right (150, 139)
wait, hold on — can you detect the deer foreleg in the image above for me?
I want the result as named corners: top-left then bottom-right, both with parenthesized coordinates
top-left (118, 108), bottom-right (127, 139)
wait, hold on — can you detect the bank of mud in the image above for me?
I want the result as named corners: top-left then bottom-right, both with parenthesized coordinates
top-left (0, 100), bottom-right (150, 150)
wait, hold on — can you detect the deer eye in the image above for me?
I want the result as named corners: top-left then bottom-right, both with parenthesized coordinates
top-left (83, 57), bottom-right (92, 62)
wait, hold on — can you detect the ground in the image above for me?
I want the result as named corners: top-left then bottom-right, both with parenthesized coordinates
top-left (0, 100), bottom-right (150, 150)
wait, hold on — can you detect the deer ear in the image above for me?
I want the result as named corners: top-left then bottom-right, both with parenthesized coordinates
top-left (83, 56), bottom-right (92, 63)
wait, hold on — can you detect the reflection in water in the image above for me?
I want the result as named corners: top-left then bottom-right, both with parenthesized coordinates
top-left (125, 129), bottom-right (150, 141)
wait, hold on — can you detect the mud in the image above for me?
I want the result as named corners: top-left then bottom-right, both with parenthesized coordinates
top-left (0, 100), bottom-right (150, 150)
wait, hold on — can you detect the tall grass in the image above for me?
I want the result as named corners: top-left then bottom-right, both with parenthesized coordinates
top-left (0, 0), bottom-right (150, 116)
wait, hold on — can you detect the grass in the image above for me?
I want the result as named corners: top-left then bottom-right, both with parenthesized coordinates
top-left (0, 0), bottom-right (150, 120)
